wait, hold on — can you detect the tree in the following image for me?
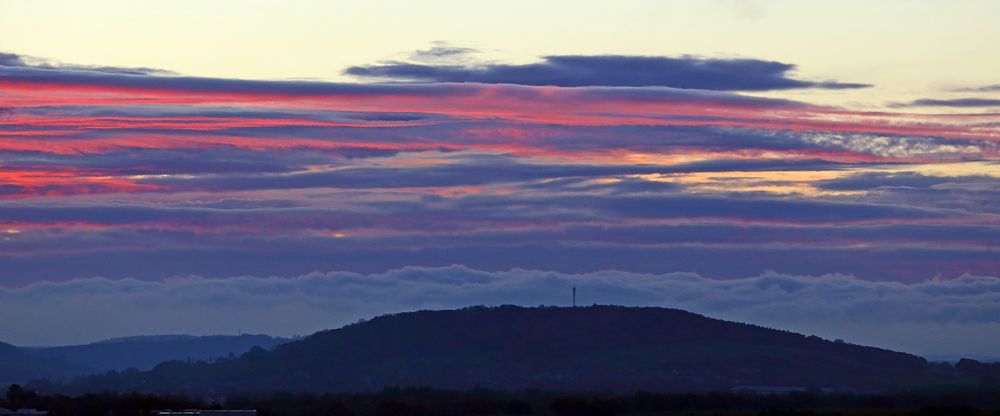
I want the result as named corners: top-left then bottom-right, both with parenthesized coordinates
top-left (7, 384), bottom-right (38, 407)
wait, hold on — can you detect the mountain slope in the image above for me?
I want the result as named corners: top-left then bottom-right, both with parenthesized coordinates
top-left (62, 306), bottom-right (929, 394)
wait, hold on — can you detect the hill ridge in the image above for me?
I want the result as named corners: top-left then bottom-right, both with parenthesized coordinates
top-left (55, 305), bottom-right (928, 394)
top-left (1, 335), bottom-right (290, 386)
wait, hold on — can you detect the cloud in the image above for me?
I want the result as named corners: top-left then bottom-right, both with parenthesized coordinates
top-left (132, 156), bottom-right (847, 193)
top-left (0, 53), bottom-right (26, 67)
top-left (956, 84), bottom-right (1000, 93)
top-left (0, 55), bottom-right (462, 98)
top-left (899, 98), bottom-right (1000, 108)
top-left (409, 41), bottom-right (479, 63)
top-left (137, 157), bottom-right (685, 191)
top-left (2, 51), bottom-right (984, 152)
top-left (0, 266), bottom-right (997, 357)
top-left (0, 52), bottom-right (171, 76)
top-left (345, 54), bottom-right (871, 91)
top-left (796, 132), bottom-right (986, 158)
top-left (1, 53), bottom-right (823, 121)
top-left (2, 147), bottom-right (319, 175)
top-left (0, 51), bottom-right (996, 290)
top-left (4, 178), bottom-right (995, 285)
top-left (819, 172), bottom-right (993, 191)
top-left (0, 179), bottom-right (941, 226)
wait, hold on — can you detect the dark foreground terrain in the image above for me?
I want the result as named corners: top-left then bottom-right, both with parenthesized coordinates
top-left (4, 383), bottom-right (1000, 416)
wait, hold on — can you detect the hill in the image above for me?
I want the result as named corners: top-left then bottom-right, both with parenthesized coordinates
top-left (0, 341), bottom-right (83, 387)
top-left (60, 306), bottom-right (929, 394)
top-left (28, 334), bottom-right (290, 374)
top-left (1, 335), bottom-right (289, 386)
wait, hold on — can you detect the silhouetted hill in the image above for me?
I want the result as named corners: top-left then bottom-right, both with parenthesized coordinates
top-left (61, 306), bottom-right (929, 394)
top-left (29, 334), bottom-right (290, 374)
top-left (0, 341), bottom-right (83, 386)
top-left (1, 335), bottom-right (289, 386)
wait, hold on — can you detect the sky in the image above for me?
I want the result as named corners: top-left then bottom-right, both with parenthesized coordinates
top-left (0, 1), bottom-right (998, 356)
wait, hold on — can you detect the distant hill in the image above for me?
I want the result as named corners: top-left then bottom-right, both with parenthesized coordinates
top-left (0, 341), bottom-right (83, 387)
top-left (29, 334), bottom-right (290, 374)
top-left (60, 306), bottom-right (930, 394)
top-left (1, 335), bottom-right (290, 386)
top-left (925, 354), bottom-right (1000, 364)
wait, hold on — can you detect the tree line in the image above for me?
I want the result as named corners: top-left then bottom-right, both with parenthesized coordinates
top-left (4, 383), bottom-right (1000, 416)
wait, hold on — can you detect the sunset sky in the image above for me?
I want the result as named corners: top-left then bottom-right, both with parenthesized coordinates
top-left (0, 1), bottom-right (997, 357)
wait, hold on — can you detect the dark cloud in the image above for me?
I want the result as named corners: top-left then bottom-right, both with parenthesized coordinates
top-left (10, 104), bottom-right (448, 125)
top-left (138, 159), bottom-right (667, 191)
top-left (0, 52), bottom-right (170, 76)
top-left (0, 55), bottom-right (815, 112)
top-left (522, 177), bottom-right (683, 194)
top-left (460, 223), bottom-right (1000, 249)
top-left (0, 52), bottom-right (27, 66)
top-left (818, 172), bottom-right (999, 192)
top-left (0, 188), bottom-right (942, 231)
top-left (168, 199), bottom-right (303, 210)
top-left (0, 59), bottom-right (468, 97)
top-left (820, 172), bottom-right (956, 191)
top-left (137, 156), bottom-right (848, 193)
top-left (345, 55), bottom-right (871, 91)
top-left (477, 193), bottom-right (942, 224)
top-left (899, 98), bottom-right (1000, 107)
top-left (818, 172), bottom-right (1000, 216)
top-left (956, 84), bottom-right (1000, 93)
top-left (0, 148), bottom-right (315, 175)
top-left (0, 184), bottom-right (24, 195)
